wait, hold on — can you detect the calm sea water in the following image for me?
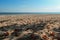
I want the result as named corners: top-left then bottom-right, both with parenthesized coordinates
top-left (0, 12), bottom-right (60, 15)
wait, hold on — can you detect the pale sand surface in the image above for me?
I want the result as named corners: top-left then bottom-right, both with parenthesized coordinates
top-left (0, 14), bottom-right (60, 40)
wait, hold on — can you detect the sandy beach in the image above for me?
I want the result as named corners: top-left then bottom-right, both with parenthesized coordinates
top-left (0, 14), bottom-right (60, 40)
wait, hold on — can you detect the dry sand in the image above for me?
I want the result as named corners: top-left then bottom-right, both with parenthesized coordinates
top-left (0, 14), bottom-right (60, 40)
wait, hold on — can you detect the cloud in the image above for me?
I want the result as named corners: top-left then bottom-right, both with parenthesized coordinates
top-left (0, 6), bottom-right (60, 12)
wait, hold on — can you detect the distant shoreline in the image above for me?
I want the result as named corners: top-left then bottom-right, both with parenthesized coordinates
top-left (0, 12), bottom-right (60, 15)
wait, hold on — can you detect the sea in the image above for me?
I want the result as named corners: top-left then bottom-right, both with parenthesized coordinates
top-left (0, 12), bottom-right (60, 15)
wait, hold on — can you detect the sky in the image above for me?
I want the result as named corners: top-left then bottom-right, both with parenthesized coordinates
top-left (0, 0), bottom-right (60, 12)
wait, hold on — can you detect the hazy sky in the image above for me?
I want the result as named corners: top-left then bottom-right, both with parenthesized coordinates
top-left (0, 0), bottom-right (60, 12)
